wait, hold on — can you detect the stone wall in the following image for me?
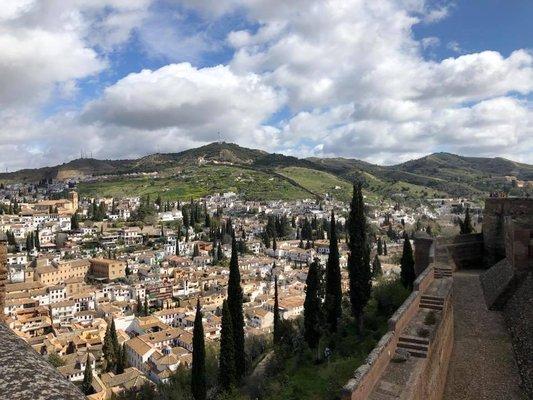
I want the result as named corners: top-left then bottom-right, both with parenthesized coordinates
top-left (504, 273), bottom-right (533, 398)
top-left (401, 291), bottom-right (454, 400)
top-left (479, 258), bottom-right (514, 309)
top-left (341, 266), bottom-right (435, 400)
top-left (446, 233), bottom-right (484, 269)
top-left (0, 323), bottom-right (85, 400)
top-left (483, 198), bottom-right (533, 267)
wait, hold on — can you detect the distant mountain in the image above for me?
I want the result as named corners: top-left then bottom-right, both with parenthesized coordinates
top-left (1, 142), bottom-right (531, 199)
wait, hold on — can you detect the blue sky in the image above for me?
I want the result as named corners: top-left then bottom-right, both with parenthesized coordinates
top-left (1, 0), bottom-right (532, 170)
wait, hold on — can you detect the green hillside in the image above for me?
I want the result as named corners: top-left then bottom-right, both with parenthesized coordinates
top-left (3, 142), bottom-right (532, 199)
top-left (78, 165), bottom-right (310, 201)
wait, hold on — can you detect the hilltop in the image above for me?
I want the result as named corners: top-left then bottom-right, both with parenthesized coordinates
top-left (1, 143), bottom-right (531, 201)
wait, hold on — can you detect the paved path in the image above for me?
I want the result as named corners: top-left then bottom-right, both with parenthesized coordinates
top-left (443, 270), bottom-right (527, 400)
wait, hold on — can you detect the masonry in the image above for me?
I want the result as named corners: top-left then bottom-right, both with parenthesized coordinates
top-left (341, 242), bottom-right (454, 400)
top-left (341, 197), bottom-right (533, 400)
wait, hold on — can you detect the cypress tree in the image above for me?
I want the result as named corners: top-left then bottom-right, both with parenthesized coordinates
top-left (347, 183), bottom-right (372, 333)
top-left (272, 235), bottom-right (277, 252)
top-left (400, 234), bottom-right (416, 290)
top-left (273, 269), bottom-right (281, 345)
top-left (227, 235), bottom-right (245, 378)
top-left (372, 254), bottom-right (382, 277)
top-left (218, 300), bottom-right (236, 392)
top-left (103, 323), bottom-right (115, 371)
top-left (81, 358), bottom-right (93, 395)
top-left (109, 319), bottom-right (121, 369)
top-left (324, 211), bottom-right (342, 333)
top-left (383, 241), bottom-right (388, 256)
top-left (144, 296), bottom-right (149, 316)
top-left (191, 299), bottom-right (206, 400)
top-left (304, 259), bottom-right (321, 352)
top-left (459, 206), bottom-right (474, 234)
top-left (377, 237), bottom-right (383, 256)
top-left (116, 345), bottom-right (126, 374)
top-left (71, 213), bottom-right (79, 230)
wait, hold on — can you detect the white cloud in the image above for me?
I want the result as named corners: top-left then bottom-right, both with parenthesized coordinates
top-left (1, 0), bottom-right (533, 170)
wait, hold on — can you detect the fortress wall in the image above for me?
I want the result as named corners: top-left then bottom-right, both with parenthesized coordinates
top-left (341, 267), bottom-right (435, 400)
top-left (405, 284), bottom-right (454, 400)
top-left (483, 198), bottom-right (533, 267)
top-left (447, 233), bottom-right (484, 269)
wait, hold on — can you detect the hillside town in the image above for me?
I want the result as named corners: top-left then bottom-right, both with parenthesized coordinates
top-left (0, 176), bottom-right (479, 398)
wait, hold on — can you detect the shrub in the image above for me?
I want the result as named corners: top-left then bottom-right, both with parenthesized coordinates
top-left (417, 327), bottom-right (430, 338)
top-left (372, 277), bottom-right (410, 317)
top-left (424, 311), bottom-right (437, 325)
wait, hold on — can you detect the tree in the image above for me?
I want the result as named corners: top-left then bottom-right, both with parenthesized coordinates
top-left (400, 234), bottom-right (416, 290)
top-left (324, 211), bottom-right (342, 333)
top-left (304, 259), bottom-right (321, 353)
top-left (103, 322), bottom-right (115, 371)
top-left (227, 235), bottom-right (245, 378)
top-left (347, 183), bottom-right (372, 333)
top-left (383, 241), bottom-right (388, 256)
top-left (459, 206), bottom-right (474, 234)
top-left (136, 295), bottom-right (143, 315)
top-left (48, 352), bottom-right (65, 367)
top-left (144, 296), bottom-right (149, 316)
top-left (377, 237), bottom-right (383, 256)
top-left (110, 319), bottom-right (120, 363)
top-left (272, 235), bottom-right (277, 252)
top-left (116, 344), bottom-right (126, 374)
top-left (191, 299), bottom-right (206, 400)
top-left (273, 268), bottom-right (281, 346)
top-left (82, 358), bottom-right (93, 395)
top-left (372, 254), bottom-right (382, 277)
top-left (71, 213), bottom-right (79, 230)
top-left (218, 300), bottom-right (236, 392)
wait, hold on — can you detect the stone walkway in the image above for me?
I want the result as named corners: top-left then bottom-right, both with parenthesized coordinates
top-left (443, 270), bottom-right (527, 400)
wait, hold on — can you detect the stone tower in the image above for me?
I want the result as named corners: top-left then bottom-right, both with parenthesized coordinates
top-left (68, 191), bottom-right (79, 212)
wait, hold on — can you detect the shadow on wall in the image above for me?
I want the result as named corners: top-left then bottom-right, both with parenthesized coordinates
top-left (450, 233), bottom-right (484, 269)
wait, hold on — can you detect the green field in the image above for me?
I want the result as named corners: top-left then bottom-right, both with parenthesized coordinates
top-left (277, 167), bottom-right (353, 201)
top-left (78, 165), bottom-right (311, 201)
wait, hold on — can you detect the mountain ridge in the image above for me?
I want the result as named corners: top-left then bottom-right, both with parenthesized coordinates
top-left (1, 142), bottom-right (532, 198)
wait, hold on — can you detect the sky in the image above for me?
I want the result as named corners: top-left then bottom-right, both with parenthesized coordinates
top-left (1, 0), bottom-right (532, 171)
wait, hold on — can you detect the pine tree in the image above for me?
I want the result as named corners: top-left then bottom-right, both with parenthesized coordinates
top-left (82, 358), bottom-right (93, 395)
top-left (273, 269), bottom-right (281, 345)
top-left (304, 259), bottom-right (321, 352)
top-left (400, 234), bottom-right (416, 290)
top-left (324, 211), bottom-right (342, 333)
top-left (347, 183), bottom-right (372, 333)
top-left (372, 254), bottom-right (382, 277)
top-left (218, 300), bottom-right (236, 392)
top-left (191, 299), bottom-right (206, 400)
top-left (227, 235), bottom-right (245, 378)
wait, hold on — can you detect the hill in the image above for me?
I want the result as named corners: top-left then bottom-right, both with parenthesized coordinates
top-left (1, 142), bottom-right (531, 201)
